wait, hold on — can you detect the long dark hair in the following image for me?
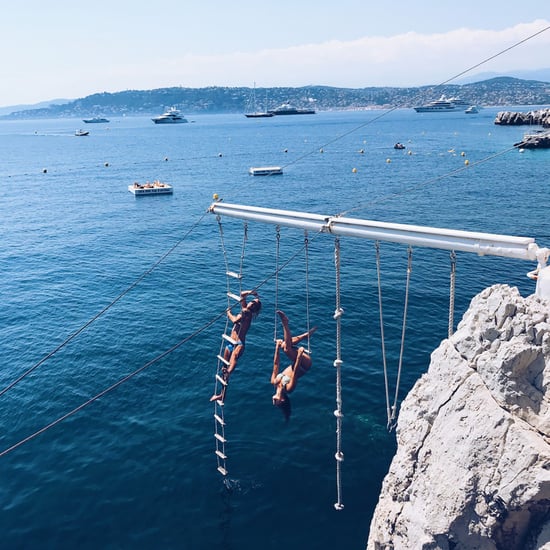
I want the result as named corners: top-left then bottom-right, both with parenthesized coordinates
top-left (249, 299), bottom-right (262, 318)
top-left (275, 394), bottom-right (291, 422)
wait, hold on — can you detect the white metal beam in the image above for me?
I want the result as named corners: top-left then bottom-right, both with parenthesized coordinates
top-left (209, 202), bottom-right (543, 262)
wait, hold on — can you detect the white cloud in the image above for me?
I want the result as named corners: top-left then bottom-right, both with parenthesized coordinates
top-left (149, 19), bottom-right (550, 88)
top-left (2, 19), bottom-right (549, 106)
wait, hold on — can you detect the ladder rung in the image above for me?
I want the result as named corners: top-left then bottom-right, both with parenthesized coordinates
top-left (215, 449), bottom-right (227, 460)
top-left (226, 271), bottom-right (242, 279)
top-left (216, 399), bottom-right (224, 407)
top-left (217, 466), bottom-right (228, 476)
top-left (214, 433), bottom-right (226, 443)
top-left (215, 374), bottom-right (228, 386)
top-left (227, 292), bottom-right (241, 301)
top-left (217, 354), bottom-right (230, 367)
top-left (214, 413), bottom-right (225, 426)
top-left (222, 334), bottom-right (237, 345)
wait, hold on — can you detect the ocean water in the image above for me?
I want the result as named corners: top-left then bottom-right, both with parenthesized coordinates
top-left (1, 107), bottom-right (548, 549)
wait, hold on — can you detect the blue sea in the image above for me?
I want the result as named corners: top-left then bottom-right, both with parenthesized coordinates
top-left (1, 107), bottom-right (548, 549)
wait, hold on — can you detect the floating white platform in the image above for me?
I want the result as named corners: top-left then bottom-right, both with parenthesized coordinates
top-left (128, 181), bottom-right (173, 195)
top-left (249, 166), bottom-right (283, 176)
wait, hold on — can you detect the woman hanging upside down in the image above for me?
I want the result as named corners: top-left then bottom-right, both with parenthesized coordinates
top-left (271, 310), bottom-right (317, 420)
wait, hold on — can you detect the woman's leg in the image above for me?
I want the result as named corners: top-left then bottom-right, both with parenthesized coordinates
top-left (226, 344), bottom-right (244, 376)
top-left (277, 310), bottom-right (294, 353)
top-left (291, 325), bottom-right (317, 346)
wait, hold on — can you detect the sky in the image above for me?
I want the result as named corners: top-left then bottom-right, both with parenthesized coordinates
top-left (1, 1), bottom-right (549, 107)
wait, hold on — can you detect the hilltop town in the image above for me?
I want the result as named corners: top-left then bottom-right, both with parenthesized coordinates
top-left (2, 76), bottom-right (549, 119)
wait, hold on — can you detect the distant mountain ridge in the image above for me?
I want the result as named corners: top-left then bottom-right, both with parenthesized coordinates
top-left (456, 68), bottom-right (550, 84)
top-left (0, 98), bottom-right (71, 117)
top-left (2, 76), bottom-right (549, 120)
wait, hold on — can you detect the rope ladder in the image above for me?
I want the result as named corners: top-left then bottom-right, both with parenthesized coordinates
top-left (213, 215), bottom-right (248, 477)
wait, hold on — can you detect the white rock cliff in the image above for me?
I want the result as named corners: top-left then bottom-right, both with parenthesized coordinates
top-left (367, 284), bottom-right (550, 550)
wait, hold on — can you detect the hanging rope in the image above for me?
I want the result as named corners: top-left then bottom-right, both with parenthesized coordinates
top-left (448, 251), bottom-right (457, 338)
top-left (238, 222), bottom-right (248, 284)
top-left (217, 216), bottom-right (230, 350)
top-left (216, 214), bottom-right (230, 280)
top-left (389, 246), bottom-right (412, 431)
top-left (375, 241), bottom-right (391, 427)
top-left (375, 242), bottom-right (413, 432)
top-left (304, 230), bottom-right (312, 353)
top-left (216, 216), bottom-right (248, 314)
top-left (216, 217), bottom-right (249, 350)
top-left (274, 225), bottom-right (281, 343)
top-left (272, 227), bottom-right (312, 351)
top-left (216, 213), bottom-right (233, 351)
top-left (333, 237), bottom-right (344, 511)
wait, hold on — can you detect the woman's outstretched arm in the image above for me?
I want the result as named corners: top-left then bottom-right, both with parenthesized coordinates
top-left (270, 340), bottom-right (282, 384)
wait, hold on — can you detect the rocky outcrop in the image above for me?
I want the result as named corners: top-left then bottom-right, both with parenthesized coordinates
top-left (367, 284), bottom-right (550, 550)
top-left (494, 109), bottom-right (550, 128)
top-left (513, 131), bottom-right (550, 150)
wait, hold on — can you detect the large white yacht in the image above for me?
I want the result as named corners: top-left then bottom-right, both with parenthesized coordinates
top-left (268, 103), bottom-right (316, 115)
top-left (152, 107), bottom-right (188, 124)
top-left (82, 117), bottom-right (110, 123)
top-left (414, 96), bottom-right (459, 113)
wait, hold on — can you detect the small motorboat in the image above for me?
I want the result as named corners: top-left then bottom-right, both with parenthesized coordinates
top-left (75, 129), bottom-right (90, 136)
top-left (394, 142), bottom-right (406, 150)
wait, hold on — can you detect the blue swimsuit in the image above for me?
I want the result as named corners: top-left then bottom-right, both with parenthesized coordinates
top-left (226, 341), bottom-right (243, 354)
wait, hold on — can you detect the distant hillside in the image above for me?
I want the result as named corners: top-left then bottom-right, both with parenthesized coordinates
top-left (2, 77), bottom-right (549, 119)
top-left (0, 98), bottom-right (71, 117)
top-left (456, 68), bottom-right (550, 85)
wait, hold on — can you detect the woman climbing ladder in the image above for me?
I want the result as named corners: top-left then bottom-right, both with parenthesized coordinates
top-left (210, 290), bottom-right (262, 403)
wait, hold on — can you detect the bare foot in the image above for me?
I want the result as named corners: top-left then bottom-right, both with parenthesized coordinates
top-left (210, 393), bottom-right (222, 402)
